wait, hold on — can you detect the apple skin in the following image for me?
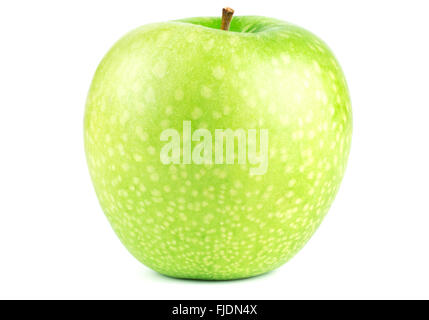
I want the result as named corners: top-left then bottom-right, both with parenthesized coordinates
top-left (84, 16), bottom-right (352, 280)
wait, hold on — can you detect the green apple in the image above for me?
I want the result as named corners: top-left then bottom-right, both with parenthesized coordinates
top-left (84, 9), bottom-right (352, 280)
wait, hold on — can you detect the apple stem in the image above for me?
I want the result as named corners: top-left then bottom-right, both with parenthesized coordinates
top-left (220, 7), bottom-right (234, 31)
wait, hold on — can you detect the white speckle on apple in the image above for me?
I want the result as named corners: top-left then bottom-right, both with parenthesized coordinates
top-left (191, 107), bottom-right (203, 119)
top-left (212, 111), bottom-right (222, 119)
top-left (165, 106), bottom-right (173, 115)
top-left (174, 88), bottom-right (184, 100)
top-left (160, 120), bottom-right (170, 128)
top-left (212, 66), bottom-right (225, 79)
top-left (153, 61), bottom-right (167, 78)
top-left (201, 86), bottom-right (212, 98)
top-left (147, 146), bottom-right (156, 155)
top-left (150, 173), bottom-right (159, 182)
top-left (288, 179), bottom-right (296, 187)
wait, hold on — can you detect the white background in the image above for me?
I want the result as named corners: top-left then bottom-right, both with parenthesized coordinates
top-left (1, 0), bottom-right (428, 299)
